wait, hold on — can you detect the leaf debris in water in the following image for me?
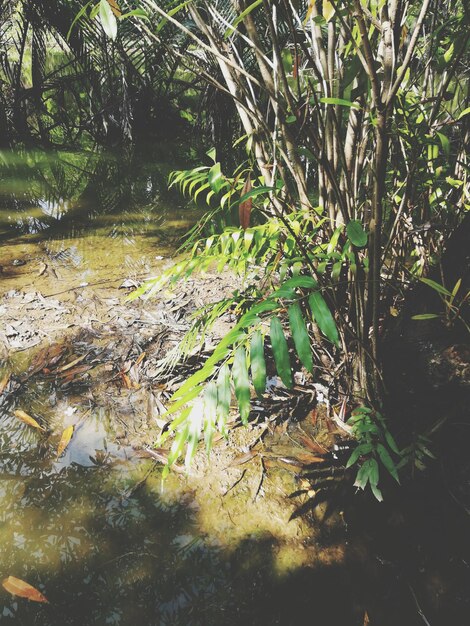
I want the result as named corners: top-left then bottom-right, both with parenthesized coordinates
top-left (0, 373), bottom-right (10, 395)
top-left (13, 410), bottom-right (45, 431)
top-left (57, 425), bottom-right (74, 457)
top-left (2, 576), bottom-right (48, 603)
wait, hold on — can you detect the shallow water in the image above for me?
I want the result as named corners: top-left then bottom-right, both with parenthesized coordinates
top-left (0, 145), bottom-right (200, 294)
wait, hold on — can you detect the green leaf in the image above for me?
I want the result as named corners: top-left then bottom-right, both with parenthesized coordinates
top-left (165, 385), bottom-right (204, 417)
top-left (366, 458), bottom-right (379, 486)
top-left (225, 0), bottom-right (263, 35)
top-left (206, 147), bottom-right (217, 162)
top-left (308, 292), bottom-right (340, 347)
top-left (270, 317), bottom-right (293, 388)
top-left (166, 422), bottom-right (189, 471)
top-left (346, 220), bottom-right (368, 247)
top-left (320, 97), bottom-right (360, 108)
top-left (185, 404), bottom-right (203, 467)
top-left (355, 459), bottom-right (380, 493)
top-left (436, 132), bottom-right (450, 158)
top-left (354, 462), bottom-right (370, 490)
top-left (322, 0), bottom-right (335, 21)
top-left (288, 303), bottom-right (313, 374)
top-left (327, 226), bottom-right (342, 254)
top-left (99, 0), bottom-right (117, 39)
top-left (277, 275), bottom-right (318, 290)
top-left (419, 277), bottom-right (451, 297)
top-left (208, 163), bottom-right (223, 194)
top-left (216, 364), bottom-right (231, 436)
top-left (203, 382), bottom-right (218, 456)
top-left (370, 483), bottom-right (383, 502)
top-left (67, 1), bottom-right (93, 39)
top-left (237, 185), bottom-right (276, 206)
top-left (412, 313), bottom-right (440, 320)
top-left (233, 348), bottom-right (251, 425)
top-left (458, 106), bottom-right (470, 120)
top-left (346, 443), bottom-right (373, 468)
top-left (451, 278), bottom-right (462, 300)
top-left (250, 331), bottom-right (267, 398)
top-left (377, 444), bottom-right (400, 483)
top-left (384, 431), bottom-right (400, 455)
top-left (120, 8), bottom-right (149, 19)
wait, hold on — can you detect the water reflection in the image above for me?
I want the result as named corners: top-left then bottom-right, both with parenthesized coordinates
top-left (0, 144), bottom-right (196, 242)
top-left (0, 144), bottom-right (201, 293)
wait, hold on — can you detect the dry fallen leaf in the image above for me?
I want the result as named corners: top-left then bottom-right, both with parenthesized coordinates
top-left (107, 0), bottom-right (122, 17)
top-left (298, 435), bottom-right (327, 455)
top-left (37, 262), bottom-right (48, 277)
top-left (57, 425), bottom-right (74, 457)
top-left (0, 373), bottom-right (10, 395)
top-left (2, 576), bottom-right (48, 603)
top-left (120, 372), bottom-right (132, 389)
top-left (296, 452), bottom-right (326, 465)
top-left (27, 342), bottom-right (66, 377)
top-left (134, 351), bottom-right (146, 367)
top-left (57, 354), bottom-right (87, 373)
top-left (13, 410), bottom-right (45, 431)
top-left (228, 450), bottom-right (258, 467)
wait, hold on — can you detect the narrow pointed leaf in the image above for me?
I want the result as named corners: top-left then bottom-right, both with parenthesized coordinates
top-left (185, 404), bottom-right (203, 467)
top-left (57, 425), bottom-right (74, 457)
top-left (377, 444), bottom-right (400, 483)
top-left (2, 577), bottom-right (48, 603)
top-left (419, 277), bottom-right (451, 297)
top-left (288, 303), bottom-right (313, 374)
top-left (384, 431), bottom-right (400, 455)
top-left (308, 292), bottom-right (340, 346)
top-left (208, 162), bottom-right (223, 194)
top-left (203, 382), bottom-right (218, 456)
top-left (346, 443), bottom-right (373, 468)
top-left (250, 330), bottom-right (266, 397)
top-left (216, 364), bottom-right (231, 436)
top-left (239, 174), bottom-right (252, 229)
top-left (233, 348), bottom-right (251, 424)
top-left (412, 313), bottom-right (439, 320)
top-left (13, 410), bottom-right (45, 431)
top-left (167, 423), bottom-right (189, 469)
top-left (270, 317), bottom-right (293, 388)
top-left (99, 0), bottom-right (118, 39)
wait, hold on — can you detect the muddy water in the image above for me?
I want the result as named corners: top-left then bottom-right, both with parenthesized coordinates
top-left (0, 146), bottom-right (199, 295)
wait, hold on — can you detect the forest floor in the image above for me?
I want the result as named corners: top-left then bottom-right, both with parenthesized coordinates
top-left (2, 243), bottom-right (470, 625)
top-left (0, 250), bottom-right (354, 569)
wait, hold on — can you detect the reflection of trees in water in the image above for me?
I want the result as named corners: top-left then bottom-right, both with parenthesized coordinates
top-left (0, 146), bottom-right (177, 242)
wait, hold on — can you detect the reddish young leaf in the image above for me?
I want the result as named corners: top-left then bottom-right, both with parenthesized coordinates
top-left (239, 174), bottom-right (252, 230)
top-left (293, 53), bottom-right (300, 79)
